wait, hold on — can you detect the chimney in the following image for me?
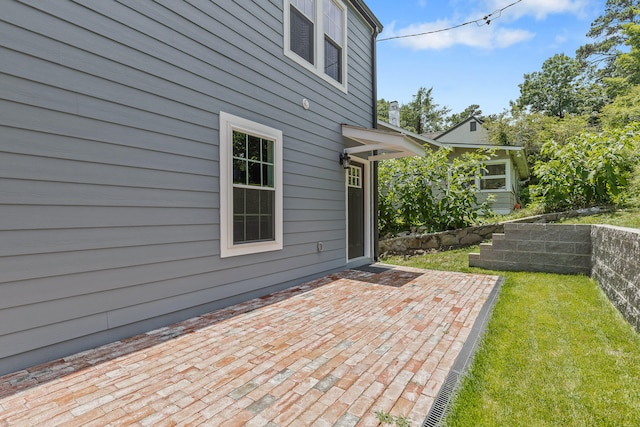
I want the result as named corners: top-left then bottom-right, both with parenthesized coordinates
top-left (388, 101), bottom-right (400, 126)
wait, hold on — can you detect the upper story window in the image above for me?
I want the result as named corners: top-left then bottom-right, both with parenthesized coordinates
top-left (285, 0), bottom-right (347, 91)
top-left (470, 121), bottom-right (477, 132)
top-left (219, 112), bottom-right (283, 258)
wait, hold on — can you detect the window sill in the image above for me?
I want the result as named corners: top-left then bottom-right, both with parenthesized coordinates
top-left (221, 241), bottom-right (283, 258)
top-left (284, 50), bottom-right (348, 94)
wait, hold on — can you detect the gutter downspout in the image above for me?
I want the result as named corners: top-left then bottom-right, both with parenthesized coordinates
top-left (371, 25), bottom-right (380, 261)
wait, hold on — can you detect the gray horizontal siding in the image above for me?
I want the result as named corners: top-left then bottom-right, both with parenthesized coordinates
top-left (0, 0), bottom-right (377, 374)
top-left (477, 191), bottom-right (515, 212)
top-left (0, 206), bottom-right (213, 230)
top-left (2, 127), bottom-right (217, 175)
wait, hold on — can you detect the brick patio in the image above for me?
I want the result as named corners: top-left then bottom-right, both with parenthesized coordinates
top-left (0, 265), bottom-right (500, 426)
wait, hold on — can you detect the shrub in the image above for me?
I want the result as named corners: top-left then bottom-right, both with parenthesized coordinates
top-left (531, 123), bottom-right (639, 212)
top-left (378, 147), bottom-right (494, 235)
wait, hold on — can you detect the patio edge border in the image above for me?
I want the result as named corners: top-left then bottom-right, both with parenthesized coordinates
top-left (422, 275), bottom-right (505, 427)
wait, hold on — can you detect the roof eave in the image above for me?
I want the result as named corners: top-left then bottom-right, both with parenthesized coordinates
top-left (348, 0), bottom-right (383, 32)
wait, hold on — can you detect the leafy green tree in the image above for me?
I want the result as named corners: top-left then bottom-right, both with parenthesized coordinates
top-left (399, 87), bottom-right (450, 134)
top-left (531, 123), bottom-right (639, 211)
top-left (601, 84), bottom-right (640, 127)
top-left (604, 20), bottom-right (640, 96)
top-left (485, 110), bottom-right (593, 166)
top-left (576, 0), bottom-right (640, 79)
top-left (446, 104), bottom-right (483, 128)
top-left (377, 98), bottom-right (390, 122)
top-left (378, 147), bottom-right (494, 234)
top-left (517, 54), bottom-right (606, 118)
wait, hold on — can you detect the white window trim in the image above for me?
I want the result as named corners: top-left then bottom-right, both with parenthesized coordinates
top-left (477, 159), bottom-right (510, 192)
top-left (219, 112), bottom-right (283, 258)
top-left (284, 0), bottom-right (349, 93)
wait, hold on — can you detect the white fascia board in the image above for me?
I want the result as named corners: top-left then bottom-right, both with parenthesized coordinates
top-left (341, 124), bottom-right (425, 159)
top-left (446, 143), bottom-right (524, 151)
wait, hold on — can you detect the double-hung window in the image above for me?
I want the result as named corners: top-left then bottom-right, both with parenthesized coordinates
top-left (219, 112), bottom-right (283, 258)
top-left (285, 0), bottom-right (347, 91)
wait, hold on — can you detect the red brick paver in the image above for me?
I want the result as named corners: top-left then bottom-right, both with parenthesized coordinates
top-left (0, 266), bottom-right (499, 426)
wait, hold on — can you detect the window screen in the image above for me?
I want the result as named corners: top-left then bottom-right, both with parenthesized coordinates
top-left (290, 5), bottom-right (314, 64)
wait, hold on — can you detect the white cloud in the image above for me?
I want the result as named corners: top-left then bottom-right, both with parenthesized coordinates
top-left (380, 20), bottom-right (534, 50)
top-left (377, 0), bottom-right (592, 50)
top-left (486, 0), bottom-right (591, 20)
top-left (494, 27), bottom-right (536, 48)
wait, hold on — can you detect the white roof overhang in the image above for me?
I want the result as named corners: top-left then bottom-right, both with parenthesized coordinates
top-left (341, 124), bottom-right (425, 161)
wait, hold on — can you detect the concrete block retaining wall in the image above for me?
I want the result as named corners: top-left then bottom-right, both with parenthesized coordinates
top-left (468, 223), bottom-right (592, 275)
top-left (378, 208), bottom-right (640, 332)
top-left (470, 223), bottom-right (640, 333)
top-left (591, 225), bottom-right (640, 332)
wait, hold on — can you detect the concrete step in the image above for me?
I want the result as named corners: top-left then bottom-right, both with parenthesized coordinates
top-left (468, 252), bottom-right (480, 267)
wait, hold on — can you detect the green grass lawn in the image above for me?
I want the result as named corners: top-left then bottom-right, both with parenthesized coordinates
top-left (559, 207), bottom-right (640, 229)
top-left (384, 247), bottom-right (640, 426)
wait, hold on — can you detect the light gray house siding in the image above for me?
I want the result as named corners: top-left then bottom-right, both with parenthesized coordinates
top-left (0, 0), bottom-right (378, 374)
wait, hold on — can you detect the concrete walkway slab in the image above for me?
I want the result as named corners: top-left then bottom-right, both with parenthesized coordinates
top-left (0, 265), bottom-right (500, 426)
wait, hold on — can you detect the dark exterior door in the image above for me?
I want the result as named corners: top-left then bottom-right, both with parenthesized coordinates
top-left (347, 163), bottom-right (365, 259)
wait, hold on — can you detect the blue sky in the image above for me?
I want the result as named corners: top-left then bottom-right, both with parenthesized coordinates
top-left (365, 0), bottom-right (606, 116)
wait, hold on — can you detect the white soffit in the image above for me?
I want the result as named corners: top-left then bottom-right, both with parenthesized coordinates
top-left (341, 124), bottom-right (425, 161)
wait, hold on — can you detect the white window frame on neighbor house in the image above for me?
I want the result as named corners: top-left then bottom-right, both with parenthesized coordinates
top-left (284, 0), bottom-right (348, 92)
top-left (477, 159), bottom-right (510, 192)
top-left (219, 112), bottom-right (283, 258)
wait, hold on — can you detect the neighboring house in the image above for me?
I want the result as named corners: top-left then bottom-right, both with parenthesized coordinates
top-left (0, 0), bottom-right (421, 375)
top-left (379, 115), bottom-right (529, 214)
top-left (432, 116), bottom-right (529, 214)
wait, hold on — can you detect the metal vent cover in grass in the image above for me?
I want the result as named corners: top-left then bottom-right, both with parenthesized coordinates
top-left (421, 276), bottom-right (504, 427)
top-left (422, 371), bottom-right (459, 427)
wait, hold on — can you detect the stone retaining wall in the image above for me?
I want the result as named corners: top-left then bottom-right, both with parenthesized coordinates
top-left (379, 224), bottom-right (503, 256)
top-left (591, 225), bottom-right (640, 332)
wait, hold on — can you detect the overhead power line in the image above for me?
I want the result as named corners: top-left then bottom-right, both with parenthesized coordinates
top-left (377, 0), bottom-right (524, 42)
